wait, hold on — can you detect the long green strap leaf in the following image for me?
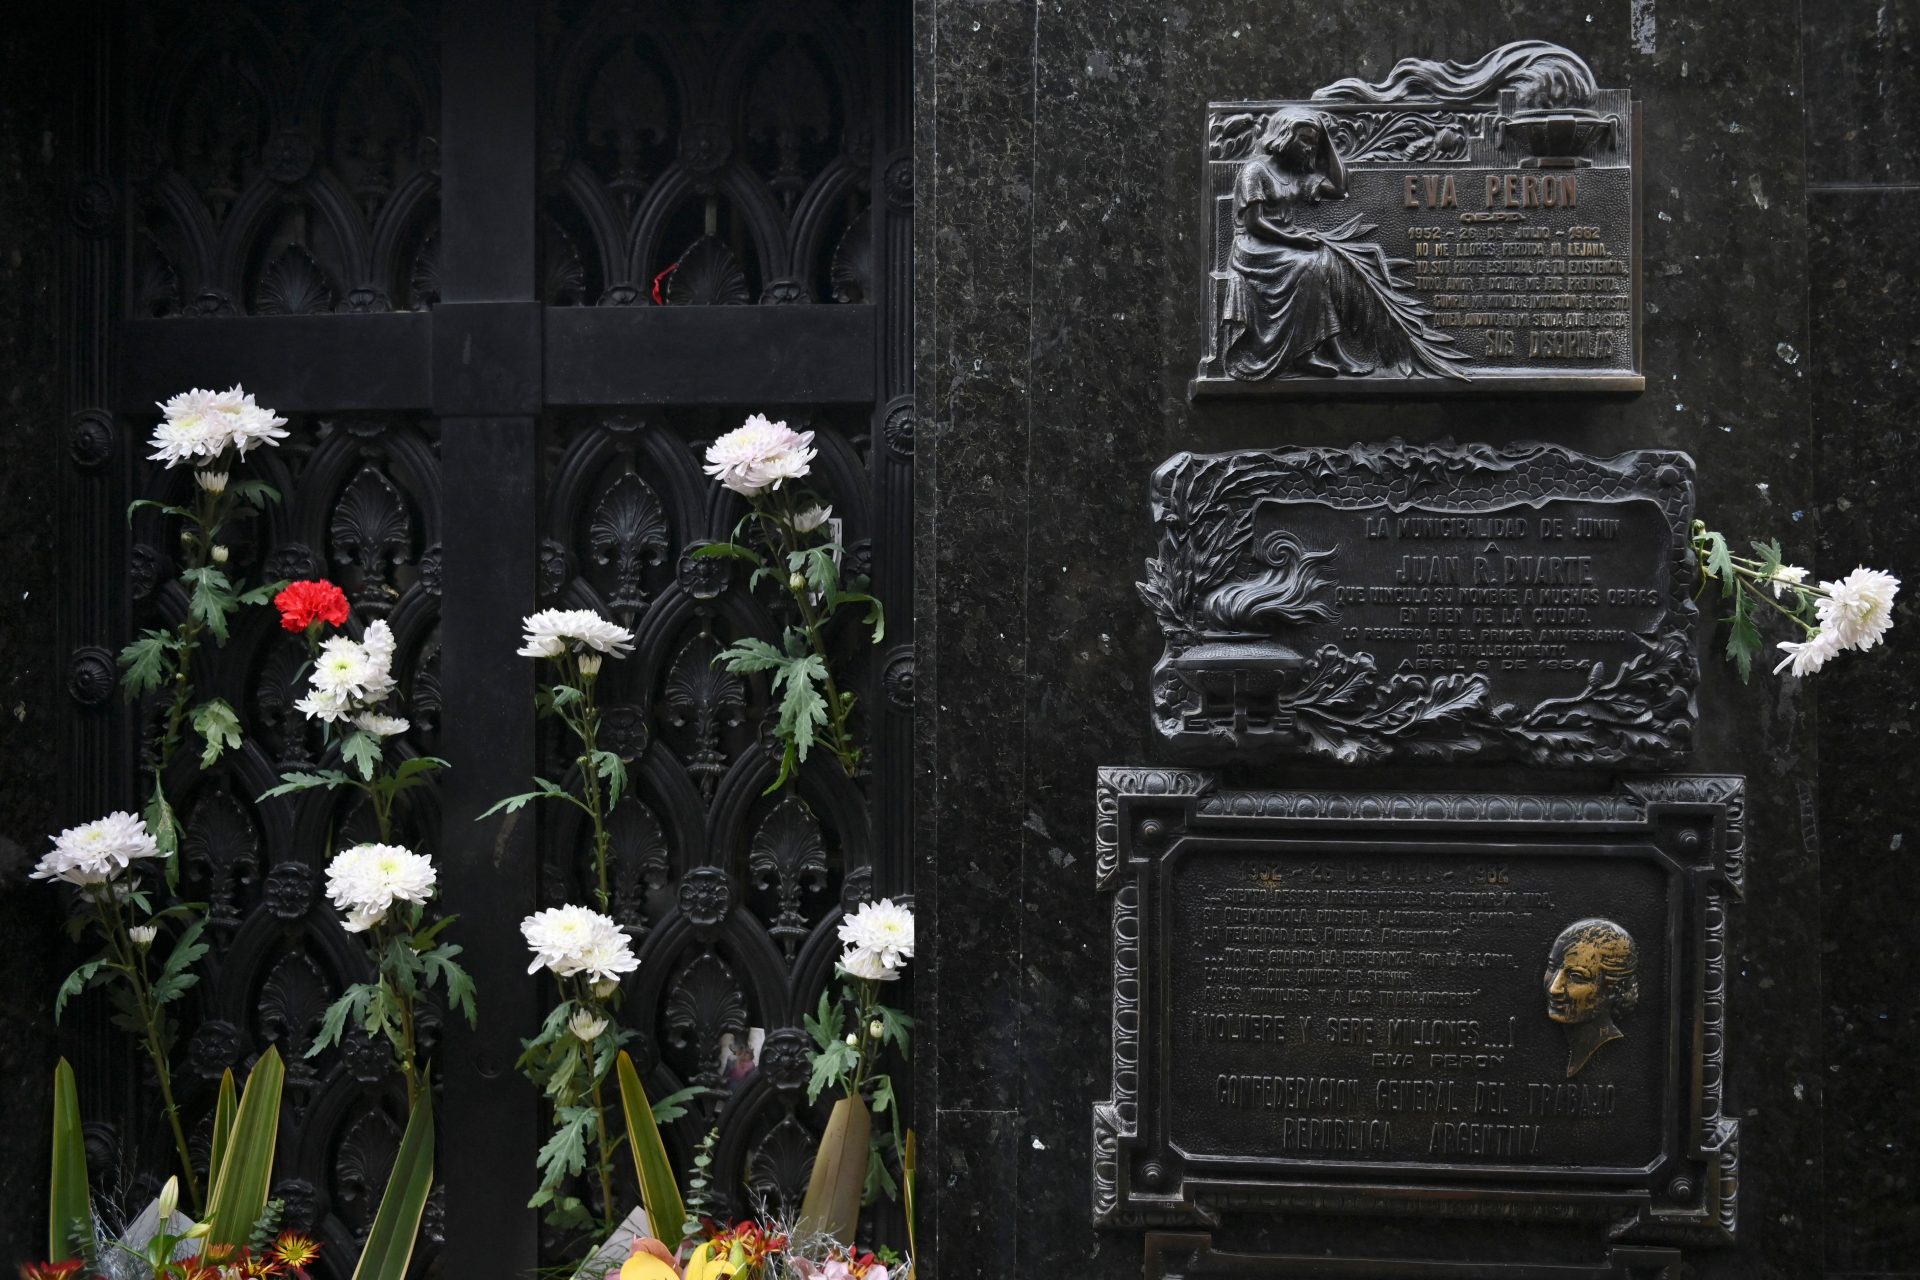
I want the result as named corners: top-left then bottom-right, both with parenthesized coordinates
top-left (203, 1046), bottom-right (285, 1247)
top-left (616, 1051), bottom-right (686, 1252)
top-left (351, 1079), bottom-right (435, 1280)
top-left (49, 1059), bottom-right (90, 1262)
top-left (207, 1068), bottom-right (238, 1194)
top-left (902, 1129), bottom-right (918, 1280)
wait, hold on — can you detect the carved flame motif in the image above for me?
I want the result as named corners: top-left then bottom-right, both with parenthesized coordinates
top-left (663, 951), bottom-right (751, 1094)
top-left (588, 470), bottom-right (670, 612)
top-left (1199, 528), bottom-right (1341, 633)
top-left (255, 243), bottom-right (337, 316)
top-left (663, 628), bottom-right (746, 802)
top-left (605, 800), bottom-right (671, 937)
top-left (747, 796), bottom-right (830, 965)
top-left (331, 464), bottom-right (415, 611)
top-left (257, 951), bottom-right (337, 1106)
top-left (745, 1114), bottom-right (817, 1219)
top-left (334, 1105), bottom-right (404, 1229)
top-left (184, 788), bottom-right (261, 931)
top-left (663, 236), bottom-right (750, 306)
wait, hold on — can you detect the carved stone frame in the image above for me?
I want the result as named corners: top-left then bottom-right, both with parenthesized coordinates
top-left (1140, 441), bottom-right (1699, 767)
top-left (1144, 1235), bottom-right (1683, 1279)
top-left (1092, 769), bottom-right (1743, 1246)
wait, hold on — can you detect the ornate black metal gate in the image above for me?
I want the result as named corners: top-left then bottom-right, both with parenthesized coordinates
top-left (56, 2), bottom-right (911, 1274)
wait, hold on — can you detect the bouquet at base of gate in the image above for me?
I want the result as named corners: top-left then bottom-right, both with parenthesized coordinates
top-left (614, 1223), bottom-right (902, 1280)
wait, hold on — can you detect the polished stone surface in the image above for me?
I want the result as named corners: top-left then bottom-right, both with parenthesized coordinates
top-left (1811, 188), bottom-right (1920, 1275)
top-left (916, 5), bottom-right (1835, 1276)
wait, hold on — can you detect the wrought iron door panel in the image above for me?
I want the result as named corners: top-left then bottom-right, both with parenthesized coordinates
top-left (58, 2), bottom-right (910, 1276)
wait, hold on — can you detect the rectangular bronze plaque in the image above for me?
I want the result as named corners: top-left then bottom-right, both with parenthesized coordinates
top-left (1145, 1236), bottom-right (1682, 1279)
top-left (1191, 41), bottom-right (1642, 396)
top-left (1093, 771), bottom-right (1742, 1244)
top-left (1140, 442), bottom-right (1697, 767)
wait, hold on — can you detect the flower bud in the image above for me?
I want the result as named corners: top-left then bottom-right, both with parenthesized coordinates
top-left (568, 1008), bottom-right (609, 1043)
top-left (593, 978), bottom-right (619, 1000)
top-left (869, 1018), bottom-right (884, 1040)
top-left (578, 652), bottom-right (603, 678)
top-left (789, 572), bottom-right (808, 593)
top-left (130, 924), bottom-right (158, 948)
top-left (194, 470), bottom-right (230, 494)
top-left (156, 1175), bottom-right (179, 1221)
top-left (845, 1033), bottom-right (859, 1048)
top-left (211, 544), bottom-right (230, 565)
top-left (184, 1222), bottom-right (213, 1240)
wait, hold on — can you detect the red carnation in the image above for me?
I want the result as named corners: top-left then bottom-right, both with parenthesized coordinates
top-left (275, 579), bottom-right (350, 633)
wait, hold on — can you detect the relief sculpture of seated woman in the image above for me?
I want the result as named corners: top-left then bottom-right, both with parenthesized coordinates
top-left (1221, 107), bottom-right (1465, 381)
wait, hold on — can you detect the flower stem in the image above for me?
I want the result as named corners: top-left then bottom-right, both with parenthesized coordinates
top-left (770, 495), bottom-right (861, 777)
top-left (570, 668), bottom-right (614, 910)
top-left (100, 890), bottom-right (202, 1213)
top-left (588, 1069), bottom-right (619, 1237)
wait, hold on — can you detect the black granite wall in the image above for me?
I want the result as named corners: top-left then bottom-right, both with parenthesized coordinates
top-left (1806, 2), bottom-right (1920, 1275)
top-left (912, 1), bottom-right (1911, 1276)
top-left (0, 5), bottom-right (76, 1268)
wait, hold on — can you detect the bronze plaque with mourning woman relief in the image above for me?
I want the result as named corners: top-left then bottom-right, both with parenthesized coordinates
top-left (1193, 41), bottom-right (1642, 395)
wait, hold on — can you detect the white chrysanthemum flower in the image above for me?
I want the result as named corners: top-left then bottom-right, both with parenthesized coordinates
top-left (1768, 564), bottom-right (1809, 597)
top-left (325, 843), bottom-right (436, 930)
top-left (1816, 566), bottom-right (1901, 652)
top-left (838, 944), bottom-right (899, 982)
top-left (837, 898), bottom-right (914, 972)
top-left (352, 711), bottom-right (410, 738)
top-left (1773, 630), bottom-right (1841, 678)
top-left (568, 1008), bottom-right (609, 1042)
top-left (574, 929), bottom-right (640, 985)
top-left (32, 811), bottom-right (161, 886)
top-left (148, 389), bottom-right (229, 466)
top-left (516, 608), bottom-right (636, 660)
top-left (130, 924), bottom-right (158, 948)
top-left (295, 685), bottom-right (353, 724)
top-left (312, 635), bottom-right (378, 698)
top-left (702, 415), bottom-right (817, 497)
top-left (522, 904), bottom-right (634, 979)
top-left (206, 385), bottom-right (289, 457)
top-left (195, 469), bottom-right (230, 494)
top-left (791, 504), bottom-right (833, 535)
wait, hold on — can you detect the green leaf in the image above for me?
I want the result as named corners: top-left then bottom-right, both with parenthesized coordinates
top-left (145, 780), bottom-right (181, 872)
top-left (341, 730), bottom-right (382, 781)
top-left (207, 1067), bottom-right (238, 1195)
top-left (1725, 596), bottom-right (1763, 684)
top-left (184, 565), bottom-right (239, 643)
top-left (715, 636), bottom-right (786, 674)
top-left (616, 1050), bottom-right (687, 1253)
top-left (310, 986), bottom-right (373, 1058)
top-left (237, 577), bottom-right (292, 607)
top-left (869, 1072), bottom-right (897, 1116)
top-left (192, 697), bottom-right (244, 769)
top-left (389, 755), bottom-right (451, 785)
top-left (647, 1084), bottom-right (708, 1126)
top-left (1749, 538), bottom-right (1785, 580)
top-left (807, 1038), bottom-right (859, 1104)
top-left (117, 632), bottom-right (173, 699)
top-left (591, 749), bottom-right (628, 809)
top-left (691, 540), bottom-right (763, 566)
top-left (420, 945), bottom-right (478, 1028)
top-left (53, 959), bottom-right (109, 1023)
top-left (874, 1001), bottom-right (914, 1054)
top-left (1697, 528), bottom-right (1734, 597)
top-left (535, 1106), bottom-right (597, 1188)
top-left (349, 1077), bottom-right (435, 1280)
top-left (48, 1059), bottom-right (90, 1263)
top-left (257, 770), bottom-right (354, 802)
top-left (228, 479), bottom-right (282, 509)
top-left (150, 918), bottom-right (209, 1005)
top-left (800, 546), bottom-right (839, 598)
top-left (774, 653), bottom-right (830, 760)
top-left (834, 592), bottom-right (887, 644)
top-left (203, 1046), bottom-right (286, 1247)
top-left (475, 775), bottom-right (575, 821)
top-left (126, 498), bottom-right (196, 524)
